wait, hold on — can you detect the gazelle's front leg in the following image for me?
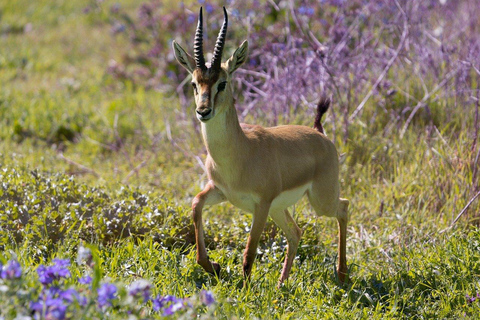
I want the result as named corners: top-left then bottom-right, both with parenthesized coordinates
top-left (192, 181), bottom-right (226, 276)
top-left (243, 201), bottom-right (271, 281)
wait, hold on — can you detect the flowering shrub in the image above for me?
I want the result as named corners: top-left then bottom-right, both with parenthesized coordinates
top-left (0, 168), bottom-right (195, 250)
top-left (0, 254), bottom-right (216, 319)
top-left (94, 0), bottom-right (479, 134)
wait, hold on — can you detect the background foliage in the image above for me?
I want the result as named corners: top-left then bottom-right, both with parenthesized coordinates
top-left (1, 0), bottom-right (479, 318)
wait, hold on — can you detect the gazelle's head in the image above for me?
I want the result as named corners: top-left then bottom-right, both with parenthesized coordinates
top-left (172, 7), bottom-right (248, 122)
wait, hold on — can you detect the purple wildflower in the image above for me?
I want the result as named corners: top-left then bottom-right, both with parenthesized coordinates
top-left (31, 296), bottom-right (67, 320)
top-left (298, 6), bottom-right (315, 16)
top-left (128, 279), bottom-right (152, 303)
top-left (205, 4), bottom-right (214, 14)
top-left (187, 13), bottom-right (196, 24)
top-left (37, 265), bottom-right (54, 285)
top-left (59, 288), bottom-right (87, 306)
top-left (151, 295), bottom-right (166, 312)
top-left (200, 290), bottom-right (215, 306)
top-left (37, 259), bottom-right (71, 286)
top-left (58, 288), bottom-right (77, 303)
top-left (45, 298), bottom-right (67, 320)
top-left (97, 283), bottom-right (118, 308)
top-left (31, 286), bottom-right (87, 319)
top-left (152, 295), bottom-right (186, 316)
top-left (52, 259), bottom-right (71, 277)
top-left (231, 9), bottom-right (240, 18)
top-left (466, 293), bottom-right (480, 304)
top-left (78, 275), bottom-right (92, 285)
top-left (1, 259), bottom-right (22, 279)
top-left (163, 299), bottom-right (185, 316)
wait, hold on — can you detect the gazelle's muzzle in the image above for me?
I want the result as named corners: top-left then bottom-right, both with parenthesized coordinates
top-left (196, 107), bottom-right (213, 122)
top-left (196, 91), bottom-right (214, 122)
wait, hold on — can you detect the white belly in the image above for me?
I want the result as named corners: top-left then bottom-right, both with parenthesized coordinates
top-left (219, 183), bottom-right (310, 214)
top-left (269, 183), bottom-right (310, 213)
top-left (224, 190), bottom-right (259, 213)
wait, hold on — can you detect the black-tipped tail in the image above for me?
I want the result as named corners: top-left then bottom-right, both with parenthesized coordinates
top-left (313, 98), bottom-right (330, 134)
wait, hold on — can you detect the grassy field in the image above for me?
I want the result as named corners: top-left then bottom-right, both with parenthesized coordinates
top-left (1, 0), bottom-right (480, 319)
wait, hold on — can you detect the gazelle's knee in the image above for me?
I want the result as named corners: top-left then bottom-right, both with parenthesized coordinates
top-left (337, 198), bottom-right (349, 221)
top-left (191, 196), bottom-right (204, 223)
top-left (288, 225), bottom-right (302, 246)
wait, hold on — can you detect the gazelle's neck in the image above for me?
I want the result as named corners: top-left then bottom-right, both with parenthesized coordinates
top-left (201, 103), bottom-right (246, 166)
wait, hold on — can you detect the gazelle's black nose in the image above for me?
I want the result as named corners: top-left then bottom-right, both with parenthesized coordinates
top-left (196, 109), bottom-right (212, 117)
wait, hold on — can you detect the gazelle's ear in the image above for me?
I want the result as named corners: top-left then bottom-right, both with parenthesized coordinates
top-left (225, 40), bottom-right (249, 74)
top-left (172, 41), bottom-right (196, 74)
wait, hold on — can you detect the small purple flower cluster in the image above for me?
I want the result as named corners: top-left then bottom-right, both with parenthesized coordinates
top-left (1, 259), bottom-right (22, 280)
top-left (126, 278), bottom-right (215, 316)
top-left (78, 275), bottom-right (92, 285)
top-left (466, 293), bottom-right (480, 304)
top-left (200, 289), bottom-right (215, 306)
top-left (1, 257), bottom-right (216, 319)
top-left (37, 259), bottom-right (71, 285)
top-left (152, 295), bottom-right (190, 316)
top-left (31, 259), bottom-right (86, 320)
top-left (298, 6), bottom-right (315, 16)
top-left (30, 287), bottom-right (87, 320)
top-left (128, 279), bottom-right (151, 302)
top-left (97, 283), bottom-right (118, 308)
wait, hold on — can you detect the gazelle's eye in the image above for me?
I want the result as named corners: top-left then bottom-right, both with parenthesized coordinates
top-left (217, 81), bottom-right (227, 92)
top-left (191, 82), bottom-right (198, 94)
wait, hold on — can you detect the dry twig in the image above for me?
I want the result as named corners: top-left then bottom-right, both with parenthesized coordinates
top-left (350, 0), bottom-right (408, 121)
top-left (58, 153), bottom-right (100, 177)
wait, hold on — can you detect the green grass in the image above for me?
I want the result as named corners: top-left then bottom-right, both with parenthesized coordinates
top-left (1, 0), bottom-right (480, 319)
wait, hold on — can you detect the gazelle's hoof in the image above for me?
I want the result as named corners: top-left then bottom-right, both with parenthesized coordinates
top-left (337, 268), bottom-right (348, 284)
top-left (210, 262), bottom-right (220, 277)
top-left (276, 280), bottom-right (284, 289)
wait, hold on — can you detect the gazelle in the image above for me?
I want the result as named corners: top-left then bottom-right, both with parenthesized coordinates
top-left (172, 7), bottom-right (349, 286)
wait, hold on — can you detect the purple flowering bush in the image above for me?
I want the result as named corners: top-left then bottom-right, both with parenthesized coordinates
top-left (0, 253), bottom-right (216, 319)
top-left (96, 0), bottom-right (478, 135)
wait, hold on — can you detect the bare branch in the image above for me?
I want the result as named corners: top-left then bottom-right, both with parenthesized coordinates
top-left (452, 191), bottom-right (480, 226)
top-left (236, 68), bottom-right (271, 80)
top-left (399, 65), bottom-right (462, 138)
top-left (58, 153), bottom-right (100, 177)
top-left (349, 0), bottom-right (408, 121)
top-left (122, 156), bottom-right (152, 184)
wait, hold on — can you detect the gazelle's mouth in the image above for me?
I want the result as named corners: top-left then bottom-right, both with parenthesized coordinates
top-left (196, 109), bottom-right (213, 122)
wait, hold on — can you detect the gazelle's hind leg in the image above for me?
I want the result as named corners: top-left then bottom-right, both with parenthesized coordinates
top-left (336, 198), bottom-right (349, 283)
top-left (307, 183), bottom-right (349, 283)
top-left (269, 209), bottom-right (302, 287)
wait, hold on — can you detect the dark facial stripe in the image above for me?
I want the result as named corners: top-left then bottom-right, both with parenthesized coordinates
top-left (195, 68), bottom-right (221, 86)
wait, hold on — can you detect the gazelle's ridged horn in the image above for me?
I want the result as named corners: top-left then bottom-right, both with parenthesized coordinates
top-left (194, 7), bottom-right (206, 70)
top-left (211, 6), bottom-right (228, 71)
